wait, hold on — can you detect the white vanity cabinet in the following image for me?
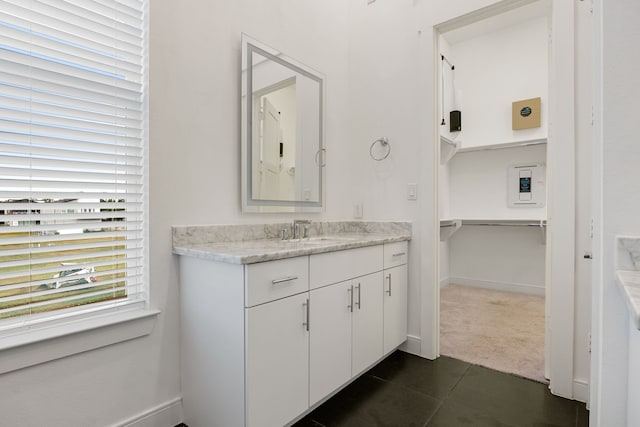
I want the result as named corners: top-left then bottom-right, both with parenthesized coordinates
top-left (351, 271), bottom-right (385, 375)
top-left (245, 293), bottom-right (310, 426)
top-left (178, 241), bottom-right (408, 427)
top-left (383, 241), bottom-right (409, 354)
top-left (308, 279), bottom-right (353, 405)
top-left (308, 271), bottom-right (384, 405)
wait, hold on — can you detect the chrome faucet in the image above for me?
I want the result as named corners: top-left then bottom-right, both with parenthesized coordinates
top-left (292, 219), bottom-right (311, 240)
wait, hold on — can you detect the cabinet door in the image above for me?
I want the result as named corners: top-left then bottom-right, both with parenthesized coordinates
top-left (246, 293), bottom-right (309, 427)
top-left (309, 281), bottom-right (352, 406)
top-left (352, 272), bottom-right (384, 376)
top-left (383, 264), bottom-right (408, 354)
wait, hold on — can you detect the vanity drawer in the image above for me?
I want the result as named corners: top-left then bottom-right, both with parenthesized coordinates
top-left (310, 245), bottom-right (383, 290)
top-left (384, 241), bottom-right (408, 269)
top-left (245, 256), bottom-right (309, 307)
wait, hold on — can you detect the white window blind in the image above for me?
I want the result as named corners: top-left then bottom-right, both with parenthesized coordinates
top-left (0, 0), bottom-right (146, 330)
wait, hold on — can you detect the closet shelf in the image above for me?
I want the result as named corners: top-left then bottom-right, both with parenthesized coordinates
top-left (440, 136), bottom-right (460, 164)
top-left (456, 137), bottom-right (547, 154)
top-left (439, 219), bottom-right (547, 243)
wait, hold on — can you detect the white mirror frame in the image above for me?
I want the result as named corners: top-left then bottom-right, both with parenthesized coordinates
top-left (241, 34), bottom-right (326, 213)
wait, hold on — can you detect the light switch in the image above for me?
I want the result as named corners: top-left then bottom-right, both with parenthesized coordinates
top-left (407, 183), bottom-right (417, 200)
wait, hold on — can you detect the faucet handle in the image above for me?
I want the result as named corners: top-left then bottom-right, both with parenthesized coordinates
top-left (280, 228), bottom-right (289, 240)
top-left (292, 219), bottom-right (311, 239)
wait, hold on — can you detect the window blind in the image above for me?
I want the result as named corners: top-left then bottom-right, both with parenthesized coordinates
top-left (0, 0), bottom-right (146, 329)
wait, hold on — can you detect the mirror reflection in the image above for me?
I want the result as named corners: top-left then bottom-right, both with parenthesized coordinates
top-left (242, 35), bottom-right (324, 212)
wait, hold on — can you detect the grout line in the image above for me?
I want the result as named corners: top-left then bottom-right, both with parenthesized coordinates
top-left (420, 361), bottom-right (474, 426)
top-left (421, 399), bottom-right (445, 427)
top-left (444, 362), bottom-right (473, 400)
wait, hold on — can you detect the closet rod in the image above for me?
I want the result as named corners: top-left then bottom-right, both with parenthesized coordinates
top-left (465, 223), bottom-right (545, 227)
top-left (462, 221), bottom-right (546, 227)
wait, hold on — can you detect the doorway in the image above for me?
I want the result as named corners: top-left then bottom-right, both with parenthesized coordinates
top-left (430, 0), bottom-right (579, 398)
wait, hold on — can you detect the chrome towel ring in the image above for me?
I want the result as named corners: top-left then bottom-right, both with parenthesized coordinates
top-left (369, 137), bottom-right (391, 161)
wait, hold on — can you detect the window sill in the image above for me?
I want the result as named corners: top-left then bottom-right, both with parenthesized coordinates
top-left (0, 308), bottom-right (160, 374)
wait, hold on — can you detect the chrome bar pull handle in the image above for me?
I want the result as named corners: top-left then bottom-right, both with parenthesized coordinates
top-left (303, 299), bottom-right (310, 331)
top-left (348, 285), bottom-right (353, 312)
top-left (385, 273), bottom-right (392, 296)
top-left (355, 283), bottom-right (361, 309)
top-left (272, 276), bottom-right (298, 285)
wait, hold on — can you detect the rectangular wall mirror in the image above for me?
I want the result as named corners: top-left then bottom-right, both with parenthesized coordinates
top-left (241, 34), bottom-right (325, 213)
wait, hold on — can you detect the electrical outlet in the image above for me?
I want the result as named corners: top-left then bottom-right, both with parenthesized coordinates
top-left (354, 203), bottom-right (363, 219)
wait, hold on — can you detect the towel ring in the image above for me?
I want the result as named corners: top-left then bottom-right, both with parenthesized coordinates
top-left (369, 137), bottom-right (391, 161)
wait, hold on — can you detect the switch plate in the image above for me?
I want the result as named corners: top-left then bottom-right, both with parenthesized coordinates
top-left (407, 183), bottom-right (417, 200)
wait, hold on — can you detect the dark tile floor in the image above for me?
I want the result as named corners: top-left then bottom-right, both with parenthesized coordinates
top-left (294, 351), bottom-right (589, 427)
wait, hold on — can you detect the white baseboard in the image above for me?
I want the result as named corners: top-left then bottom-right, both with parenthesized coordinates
top-left (113, 397), bottom-right (183, 427)
top-left (399, 334), bottom-right (422, 356)
top-left (440, 277), bottom-right (449, 288)
top-left (446, 277), bottom-right (545, 296)
top-left (573, 379), bottom-right (589, 404)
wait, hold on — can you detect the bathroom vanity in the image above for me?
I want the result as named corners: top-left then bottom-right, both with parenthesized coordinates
top-left (173, 222), bottom-right (410, 427)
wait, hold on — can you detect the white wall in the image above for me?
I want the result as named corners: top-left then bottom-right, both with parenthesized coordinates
top-left (446, 16), bottom-right (549, 149)
top-left (0, 1), bottom-right (351, 426)
top-left (448, 145), bottom-right (547, 220)
top-left (347, 0), bottom-right (426, 349)
top-left (592, 0), bottom-right (640, 424)
top-left (448, 225), bottom-right (546, 295)
top-left (438, 34), bottom-right (453, 288)
top-left (444, 145), bottom-right (547, 295)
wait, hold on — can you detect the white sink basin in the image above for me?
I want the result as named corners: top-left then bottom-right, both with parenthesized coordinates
top-left (279, 235), bottom-right (358, 247)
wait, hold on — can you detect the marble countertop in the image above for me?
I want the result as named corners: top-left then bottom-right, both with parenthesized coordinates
top-left (616, 237), bottom-right (640, 330)
top-left (616, 270), bottom-right (640, 330)
top-left (173, 233), bottom-right (410, 264)
top-left (172, 221), bottom-right (412, 264)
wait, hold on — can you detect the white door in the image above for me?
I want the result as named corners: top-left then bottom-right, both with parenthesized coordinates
top-left (245, 293), bottom-right (309, 427)
top-left (352, 272), bottom-right (384, 376)
top-left (260, 96), bottom-right (281, 200)
top-left (309, 281), bottom-right (352, 406)
top-left (383, 265), bottom-right (408, 354)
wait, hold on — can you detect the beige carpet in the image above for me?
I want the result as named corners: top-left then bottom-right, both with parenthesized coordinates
top-left (440, 284), bottom-right (547, 384)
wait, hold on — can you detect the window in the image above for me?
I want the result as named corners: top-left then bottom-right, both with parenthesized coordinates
top-left (0, 0), bottom-right (147, 332)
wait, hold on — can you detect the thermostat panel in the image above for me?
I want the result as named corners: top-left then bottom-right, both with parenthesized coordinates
top-left (508, 163), bottom-right (545, 208)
